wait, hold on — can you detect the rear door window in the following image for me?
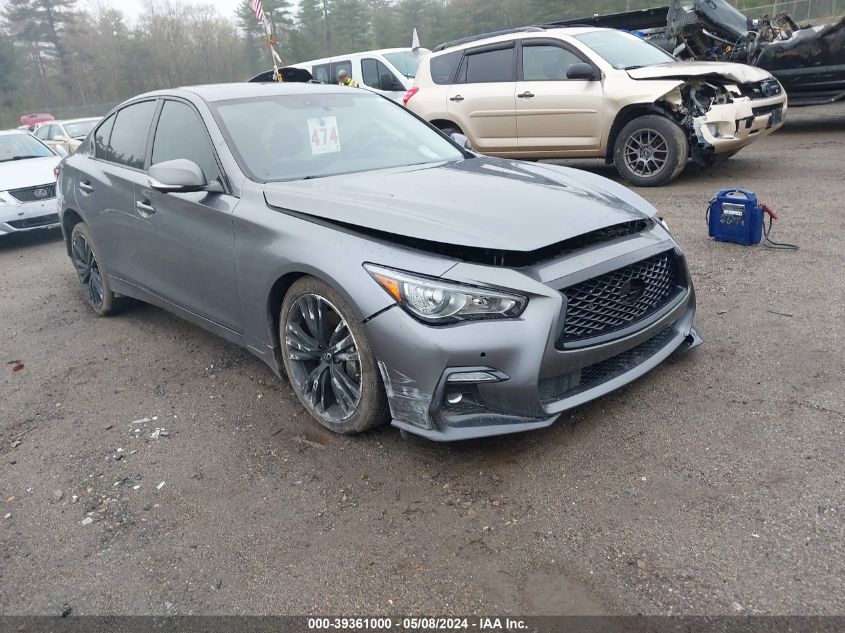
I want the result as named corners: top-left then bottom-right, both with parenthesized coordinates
top-left (94, 115), bottom-right (115, 159)
top-left (465, 47), bottom-right (515, 83)
top-left (312, 64), bottom-right (331, 84)
top-left (331, 60), bottom-right (353, 83)
top-left (430, 51), bottom-right (463, 85)
top-left (106, 101), bottom-right (157, 169)
top-left (151, 100), bottom-right (221, 183)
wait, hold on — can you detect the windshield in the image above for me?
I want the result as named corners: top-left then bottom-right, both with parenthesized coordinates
top-left (213, 92), bottom-right (464, 182)
top-left (575, 30), bottom-right (676, 70)
top-left (64, 120), bottom-right (99, 139)
top-left (383, 50), bottom-right (429, 78)
top-left (0, 134), bottom-right (54, 162)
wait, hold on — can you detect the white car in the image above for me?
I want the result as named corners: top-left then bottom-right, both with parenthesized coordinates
top-left (285, 47), bottom-right (432, 102)
top-left (0, 130), bottom-right (62, 236)
top-left (33, 117), bottom-right (101, 154)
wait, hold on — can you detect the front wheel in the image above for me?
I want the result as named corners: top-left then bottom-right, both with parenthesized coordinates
top-left (280, 276), bottom-right (389, 434)
top-left (613, 115), bottom-right (688, 187)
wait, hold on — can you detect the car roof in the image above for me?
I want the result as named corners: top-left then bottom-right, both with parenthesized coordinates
top-left (130, 82), bottom-right (369, 103)
top-left (54, 117), bottom-right (101, 124)
top-left (433, 26), bottom-right (608, 55)
top-left (290, 47), bottom-right (429, 66)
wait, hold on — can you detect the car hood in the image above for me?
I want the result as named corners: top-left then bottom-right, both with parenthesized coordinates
top-left (263, 157), bottom-right (655, 252)
top-left (627, 61), bottom-right (773, 84)
top-left (0, 155), bottom-right (60, 192)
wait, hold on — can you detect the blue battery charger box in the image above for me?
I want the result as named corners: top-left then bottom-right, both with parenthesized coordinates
top-left (707, 189), bottom-right (764, 246)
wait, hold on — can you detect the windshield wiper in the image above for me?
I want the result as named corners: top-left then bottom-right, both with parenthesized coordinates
top-left (623, 65), bottom-right (648, 70)
top-left (0, 155), bottom-right (44, 162)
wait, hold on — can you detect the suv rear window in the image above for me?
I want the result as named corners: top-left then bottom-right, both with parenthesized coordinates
top-left (430, 51), bottom-right (463, 85)
top-left (465, 47), bottom-right (514, 83)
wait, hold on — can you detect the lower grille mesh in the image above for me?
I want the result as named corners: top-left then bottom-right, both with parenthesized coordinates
top-left (7, 213), bottom-right (59, 229)
top-left (539, 327), bottom-right (676, 404)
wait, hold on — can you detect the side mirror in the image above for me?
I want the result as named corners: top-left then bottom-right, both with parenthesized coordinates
top-left (148, 159), bottom-right (222, 193)
top-left (54, 134), bottom-right (69, 142)
top-left (450, 132), bottom-right (472, 151)
top-left (566, 63), bottom-right (600, 81)
top-left (54, 145), bottom-right (68, 157)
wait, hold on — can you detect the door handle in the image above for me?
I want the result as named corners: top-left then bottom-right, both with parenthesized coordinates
top-left (78, 181), bottom-right (94, 193)
top-left (517, 91), bottom-right (535, 99)
top-left (449, 95), bottom-right (464, 102)
top-left (136, 200), bottom-right (155, 216)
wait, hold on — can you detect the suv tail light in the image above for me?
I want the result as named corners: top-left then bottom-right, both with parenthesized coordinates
top-left (403, 87), bottom-right (419, 106)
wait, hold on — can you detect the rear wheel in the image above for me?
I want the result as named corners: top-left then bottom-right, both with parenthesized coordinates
top-left (280, 276), bottom-right (389, 435)
top-left (613, 115), bottom-right (688, 187)
top-left (437, 123), bottom-right (463, 137)
top-left (70, 222), bottom-right (123, 316)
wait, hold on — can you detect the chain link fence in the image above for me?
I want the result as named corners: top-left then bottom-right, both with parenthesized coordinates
top-left (1, 101), bottom-right (119, 131)
top-left (736, 0), bottom-right (844, 20)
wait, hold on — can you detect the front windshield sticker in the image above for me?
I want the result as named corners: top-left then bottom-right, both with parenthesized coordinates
top-left (308, 116), bottom-right (341, 155)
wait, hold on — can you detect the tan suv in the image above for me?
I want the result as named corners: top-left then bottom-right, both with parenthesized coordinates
top-left (405, 27), bottom-right (787, 186)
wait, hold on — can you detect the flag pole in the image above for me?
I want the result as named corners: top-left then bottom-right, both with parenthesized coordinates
top-left (251, 0), bottom-right (283, 81)
top-left (264, 19), bottom-right (283, 82)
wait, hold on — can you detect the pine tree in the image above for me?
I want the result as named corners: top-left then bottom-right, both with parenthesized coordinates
top-left (294, 0), bottom-right (331, 60)
top-left (328, 0), bottom-right (372, 55)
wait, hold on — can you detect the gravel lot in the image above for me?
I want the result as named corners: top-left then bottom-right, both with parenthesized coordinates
top-left (1, 104), bottom-right (843, 617)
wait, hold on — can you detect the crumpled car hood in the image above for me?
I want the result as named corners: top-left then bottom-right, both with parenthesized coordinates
top-left (628, 61), bottom-right (773, 83)
top-left (263, 157), bottom-right (655, 252)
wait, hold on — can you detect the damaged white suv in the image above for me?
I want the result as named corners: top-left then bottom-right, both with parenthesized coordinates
top-left (406, 27), bottom-right (787, 186)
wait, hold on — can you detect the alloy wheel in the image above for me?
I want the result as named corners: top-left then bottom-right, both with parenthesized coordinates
top-left (72, 232), bottom-right (104, 309)
top-left (284, 294), bottom-right (362, 421)
top-left (623, 128), bottom-right (669, 177)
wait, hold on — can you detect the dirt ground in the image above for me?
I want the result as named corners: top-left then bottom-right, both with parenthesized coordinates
top-left (1, 104), bottom-right (843, 617)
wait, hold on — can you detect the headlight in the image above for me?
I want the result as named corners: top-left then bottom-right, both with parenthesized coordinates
top-left (364, 264), bottom-right (527, 324)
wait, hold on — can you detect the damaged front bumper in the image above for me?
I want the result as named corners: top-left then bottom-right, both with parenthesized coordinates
top-left (693, 94), bottom-right (787, 153)
top-left (364, 231), bottom-right (701, 441)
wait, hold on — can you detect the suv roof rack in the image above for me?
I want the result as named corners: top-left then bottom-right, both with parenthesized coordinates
top-left (433, 26), bottom-right (546, 52)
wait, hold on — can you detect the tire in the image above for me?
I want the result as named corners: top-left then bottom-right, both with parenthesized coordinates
top-left (280, 276), bottom-right (389, 435)
top-left (613, 115), bottom-right (688, 187)
top-left (70, 222), bottom-right (124, 316)
top-left (437, 123), bottom-right (463, 137)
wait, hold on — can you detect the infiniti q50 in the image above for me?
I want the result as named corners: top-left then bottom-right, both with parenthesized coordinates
top-left (57, 82), bottom-right (700, 441)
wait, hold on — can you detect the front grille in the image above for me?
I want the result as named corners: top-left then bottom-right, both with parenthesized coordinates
top-left (752, 104), bottom-right (782, 116)
top-left (7, 213), bottom-right (59, 229)
top-left (743, 79), bottom-right (782, 99)
top-left (8, 183), bottom-right (56, 203)
top-left (539, 327), bottom-right (676, 404)
top-left (557, 250), bottom-right (684, 346)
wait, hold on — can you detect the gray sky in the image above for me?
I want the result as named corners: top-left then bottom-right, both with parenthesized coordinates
top-left (106, 0), bottom-right (243, 22)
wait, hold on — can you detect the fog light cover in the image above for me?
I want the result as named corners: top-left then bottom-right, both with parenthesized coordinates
top-left (446, 370), bottom-right (506, 384)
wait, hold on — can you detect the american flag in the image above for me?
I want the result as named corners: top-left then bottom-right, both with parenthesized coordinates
top-left (250, 0), bottom-right (266, 22)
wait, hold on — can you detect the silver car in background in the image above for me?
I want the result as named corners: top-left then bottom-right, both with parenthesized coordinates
top-left (57, 83), bottom-right (700, 441)
top-left (0, 131), bottom-right (62, 236)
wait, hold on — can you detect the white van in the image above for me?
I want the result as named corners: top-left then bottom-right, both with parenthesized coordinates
top-left (287, 48), bottom-right (431, 102)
